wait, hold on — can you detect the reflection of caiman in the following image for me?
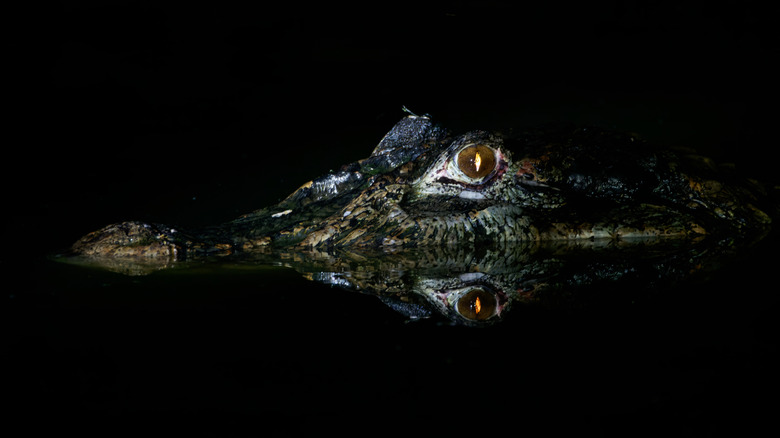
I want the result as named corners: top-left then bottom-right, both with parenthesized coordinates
top-left (73, 113), bottom-right (773, 258)
top-left (69, 113), bottom-right (775, 324)
top-left (286, 240), bottom-right (735, 326)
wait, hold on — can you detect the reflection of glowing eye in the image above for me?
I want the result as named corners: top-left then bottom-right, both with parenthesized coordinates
top-left (456, 144), bottom-right (497, 180)
top-left (456, 287), bottom-right (498, 321)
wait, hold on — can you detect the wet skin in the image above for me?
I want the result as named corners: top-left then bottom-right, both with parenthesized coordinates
top-left (72, 114), bottom-right (772, 257)
top-left (67, 114), bottom-right (775, 324)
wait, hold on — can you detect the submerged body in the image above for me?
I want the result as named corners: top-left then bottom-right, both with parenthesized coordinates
top-left (72, 115), bottom-right (773, 262)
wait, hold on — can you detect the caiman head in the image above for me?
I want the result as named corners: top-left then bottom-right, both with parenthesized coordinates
top-left (234, 114), bottom-right (771, 250)
top-left (71, 113), bottom-right (773, 261)
top-left (261, 114), bottom-right (545, 249)
top-left (67, 113), bottom-right (775, 324)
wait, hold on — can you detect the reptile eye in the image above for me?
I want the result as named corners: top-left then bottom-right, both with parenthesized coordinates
top-left (456, 144), bottom-right (497, 181)
top-left (456, 287), bottom-right (498, 321)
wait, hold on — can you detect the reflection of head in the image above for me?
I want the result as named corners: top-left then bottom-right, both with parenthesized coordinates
top-left (288, 236), bottom-right (726, 326)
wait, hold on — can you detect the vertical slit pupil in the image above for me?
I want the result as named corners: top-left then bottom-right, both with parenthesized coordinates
top-left (457, 145), bottom-right (496, 179)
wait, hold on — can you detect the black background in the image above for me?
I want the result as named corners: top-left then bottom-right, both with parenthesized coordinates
top-left (4, 1), bottom-right (779, 436)
top-left (5, 1), bottom-right (777, 244)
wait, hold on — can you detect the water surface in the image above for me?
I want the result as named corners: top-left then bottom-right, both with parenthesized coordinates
top-left (6, 221), bottom-right (777, 434)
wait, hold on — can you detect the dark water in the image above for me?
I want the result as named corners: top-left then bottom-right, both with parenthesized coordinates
top-left (8, 231), bottom-right (780, 435)
top-left (6, 2), bottom-right (778, 436)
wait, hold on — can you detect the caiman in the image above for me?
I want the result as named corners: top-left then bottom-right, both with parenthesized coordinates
top-left (67, 113), bottom-right (775, 324)
top-left (72, 113), bottom-right (772, 258)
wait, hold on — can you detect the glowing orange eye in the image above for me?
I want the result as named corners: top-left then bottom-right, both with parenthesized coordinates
top-left (457, 145), bottom-right (497, 180)
top-left (456, 288), bottom-right (497, 321)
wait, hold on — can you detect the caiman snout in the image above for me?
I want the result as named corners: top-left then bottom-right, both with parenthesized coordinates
top-left (71, 221), bottom-right (184, 259)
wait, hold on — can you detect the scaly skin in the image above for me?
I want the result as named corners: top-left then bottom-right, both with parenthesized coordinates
top-left (72, 115), bottom-right (773, 263)
top-left (66, 114), bottom-right (777, 323)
